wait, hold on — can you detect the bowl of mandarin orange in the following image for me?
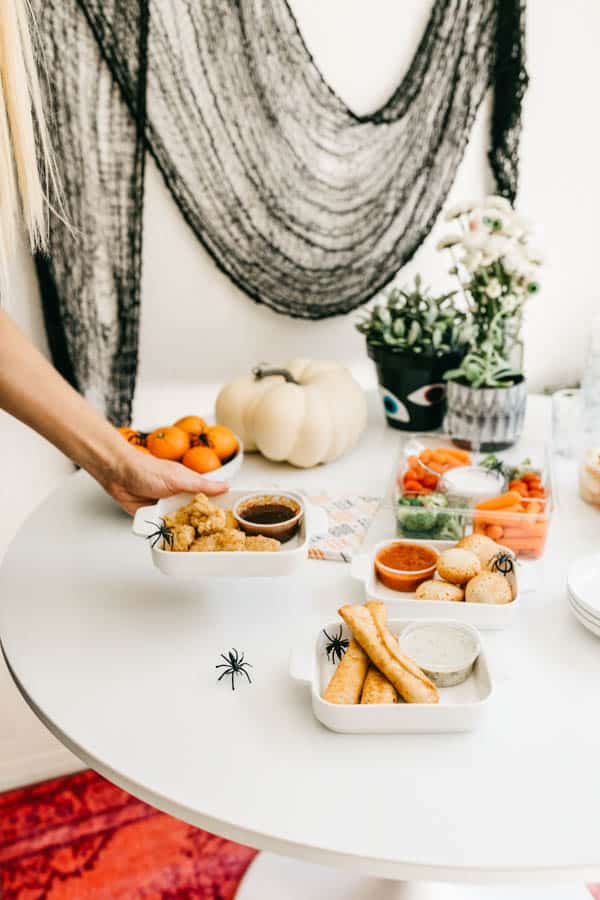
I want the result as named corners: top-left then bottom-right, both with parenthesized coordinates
top-left (118, 416), bottom-right (243, 481)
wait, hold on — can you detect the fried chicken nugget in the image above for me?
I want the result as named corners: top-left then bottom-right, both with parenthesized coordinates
top-left (224, 510), bottom-right (239, 530)
top-left (245, 535), bottom-right (280, 552)
top-left (170, 524), bottom-right (195, 552)
top-left (215, 529), bottom-right (246, 552)
top-left (190, 534), bottom-right (219, 552)
top-left (188, 506), bottom-right (226, 535)
top-left (163, 507), bottom-right (193, 528)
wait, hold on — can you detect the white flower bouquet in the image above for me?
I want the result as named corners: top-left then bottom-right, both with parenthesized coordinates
top-left (437, 195), bottom-right (542, 388)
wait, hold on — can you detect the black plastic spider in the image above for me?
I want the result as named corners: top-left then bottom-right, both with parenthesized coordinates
top-left (146, 519), bottom-right (173, 550)
top-left (490, 552), bottom-right (516, 576)
top-left (323, 626), bottom-right (349, 664)
top-left (216, 649), bottom-right (253, 691)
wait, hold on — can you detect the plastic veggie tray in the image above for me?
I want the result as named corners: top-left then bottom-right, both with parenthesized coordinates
top-left (393, 434), bottom-right (553, 559)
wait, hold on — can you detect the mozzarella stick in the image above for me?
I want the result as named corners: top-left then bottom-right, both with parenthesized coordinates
top-left (360, 601), bottom-right (398, 704)
top-left (323, 639), bottom-right (368, 704)
top-left (361, 666), bottom-right (399, 704)
top-left (339, 602), bottom-right (439, 704)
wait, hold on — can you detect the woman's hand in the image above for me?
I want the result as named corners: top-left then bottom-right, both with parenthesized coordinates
top-left (97, 444), bottom-right (228, 515)
top-left (0, 311), bottom-right (228, 514)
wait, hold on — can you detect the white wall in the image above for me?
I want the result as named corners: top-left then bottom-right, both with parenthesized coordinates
top-left (1, 0), bottom-right (598, 788)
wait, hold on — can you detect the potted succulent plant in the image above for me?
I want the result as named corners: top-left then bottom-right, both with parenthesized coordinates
top-left (356, 276), bottom-right (471, 430)
top-left (438, 196), bottom-right (542, 451)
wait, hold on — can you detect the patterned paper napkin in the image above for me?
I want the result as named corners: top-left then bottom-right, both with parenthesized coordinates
top-left (305, 493), bottom-right (381, 562)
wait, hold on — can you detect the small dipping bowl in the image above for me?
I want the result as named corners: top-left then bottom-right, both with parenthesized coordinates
top-left (439, 465), bottom-right (506, 508)
top-left (399, 621), bottom-right (481, 688)
top-left (374, 540), bottom-right (438, 592)
top-left (233, 492), bottom-right (304, 544)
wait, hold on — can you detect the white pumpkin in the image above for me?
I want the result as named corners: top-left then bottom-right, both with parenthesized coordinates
top-left (215, 359), bottom-right (367, 468)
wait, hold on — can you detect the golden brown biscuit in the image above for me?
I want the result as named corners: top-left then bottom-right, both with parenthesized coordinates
top-left (457, 534), bottom-right (501, 567)
top-left (486, 550), bottom-right (518, 599)
top-left (339, 602), bottom-right (438, 704)
top-left (169, 524), bottom-right (195, 551)
top-left (245, 535), bottom-right (280, 552)
top-left (361, 666), bottom-right (399, 704)
top-left (436, 548), bottom-right (481, 584)
top-left (215, 529), bottom-right (246, 552)
top-left (190, 534), bottom-right (219, 552)
top-left (465, 571), bottom-right (512, 605)
top-left (323, 639), bottom-right (369, 704)
top-left (415, 580), bottom-right (464, 602)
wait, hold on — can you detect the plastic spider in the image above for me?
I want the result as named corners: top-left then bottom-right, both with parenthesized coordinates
top-left (216, 648), bottom-right (253, 691)
top-left (490, 552), bottom-right (516, 576)
top-left (323, 626), bottom-right (349, 664)
top-left (146, 519), bottom-right (173, 550)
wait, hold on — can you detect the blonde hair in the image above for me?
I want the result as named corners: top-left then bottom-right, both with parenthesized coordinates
top-left (0, 0), bottom-right (59, 284)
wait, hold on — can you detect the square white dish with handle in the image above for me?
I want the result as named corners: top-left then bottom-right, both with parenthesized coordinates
top-left (290, 617), bottom-right (493, 734)
top-left (132, 489), bottom-right (328, 577)
top-left (350, 539), bottom-right (520, 629)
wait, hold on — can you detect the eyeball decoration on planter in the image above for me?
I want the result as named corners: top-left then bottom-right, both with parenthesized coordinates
top-left (215, 359), bottom-right (367, 468)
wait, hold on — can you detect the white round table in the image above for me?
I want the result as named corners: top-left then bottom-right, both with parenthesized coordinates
top-left (0, 398), bottom-right (597, 899)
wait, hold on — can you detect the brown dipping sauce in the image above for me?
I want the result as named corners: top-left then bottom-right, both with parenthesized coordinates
top-left (235, 494), bottom-right (303, 543)
top-left (242, 503), bottom-right (296, 526)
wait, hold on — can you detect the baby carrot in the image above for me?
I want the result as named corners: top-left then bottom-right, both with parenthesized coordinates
top-left (509, 480), bottom-right (529, 496)
top-left (427, 460), bottom-right (446, 474)
top-left (404, 481), bottom-right (428, 494)
top-left (486, 524), bottom-right (504, 541)
top-left (444, 447), bottom-right (471, 464)
top-left (475, 491), bottom-right (522, 511)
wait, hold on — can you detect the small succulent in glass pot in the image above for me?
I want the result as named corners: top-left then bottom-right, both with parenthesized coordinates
top-left (356, 276), bottom-right (471, 431)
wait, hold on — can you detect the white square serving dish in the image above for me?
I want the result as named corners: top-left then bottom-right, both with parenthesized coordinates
top-left (350, 539), bottom-right (520, 630)
top-left (132, 490), bottom-right (328, 578)
top-left (290, 618), bottom-right (493, 734)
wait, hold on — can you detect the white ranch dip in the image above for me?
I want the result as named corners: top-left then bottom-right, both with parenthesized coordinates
top-left (399, 622), bottom-right (480, 688)
top-left (440, 465), bottom-right (505, 506)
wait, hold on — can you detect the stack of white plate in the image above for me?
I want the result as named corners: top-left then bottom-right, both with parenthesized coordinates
top-left (567, 554), bottom-right (600, 637)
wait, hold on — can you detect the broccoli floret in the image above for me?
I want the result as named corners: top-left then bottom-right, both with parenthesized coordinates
top-left (422, 492), bottom-right (448, 510)
top-left (398, 509), bottom-right (437, 533)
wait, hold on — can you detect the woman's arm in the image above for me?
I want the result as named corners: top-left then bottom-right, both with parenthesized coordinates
top-left (0, 309), bottom-right (227, 513)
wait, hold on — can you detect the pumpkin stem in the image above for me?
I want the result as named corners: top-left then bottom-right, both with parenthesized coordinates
top-left (252, 365), bottom-right (298, 384)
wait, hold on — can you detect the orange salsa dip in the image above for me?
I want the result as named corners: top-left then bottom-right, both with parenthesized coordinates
top-left (374, 541), bottom-right (438, 592)
top-left (377, 543), bottom-right (437, 572)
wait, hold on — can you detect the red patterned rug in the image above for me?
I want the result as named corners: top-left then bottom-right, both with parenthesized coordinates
top-left (0, 770), bottom-right (257, 899)
top-left (1, 770), bottom-right (598, 898)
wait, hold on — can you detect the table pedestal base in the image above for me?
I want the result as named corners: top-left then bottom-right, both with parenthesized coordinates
top-left (236, 853), bottom-right (591, 900)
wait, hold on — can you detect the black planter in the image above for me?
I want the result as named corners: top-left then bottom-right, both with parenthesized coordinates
top-left (367, 344), bottom-right (465, 431)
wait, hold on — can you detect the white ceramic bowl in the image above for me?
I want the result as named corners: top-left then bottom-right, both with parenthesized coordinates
top-left (351, 539), bottom-right (520, 630)
top-left (132, 489), bottom-right (328, 578)
top-left (290, 617), bottom-right (492, 734)
top-left (203, 438), bottom-right (244, 482)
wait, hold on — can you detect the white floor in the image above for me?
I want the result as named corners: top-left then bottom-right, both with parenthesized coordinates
top-left (237, 854), bottom-right (592, 900)
top-left (0, 410), bottom-right (80, 790)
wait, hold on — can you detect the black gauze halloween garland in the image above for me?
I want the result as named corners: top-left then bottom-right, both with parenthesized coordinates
top-left (33, 0), bottom-right (527, 423)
